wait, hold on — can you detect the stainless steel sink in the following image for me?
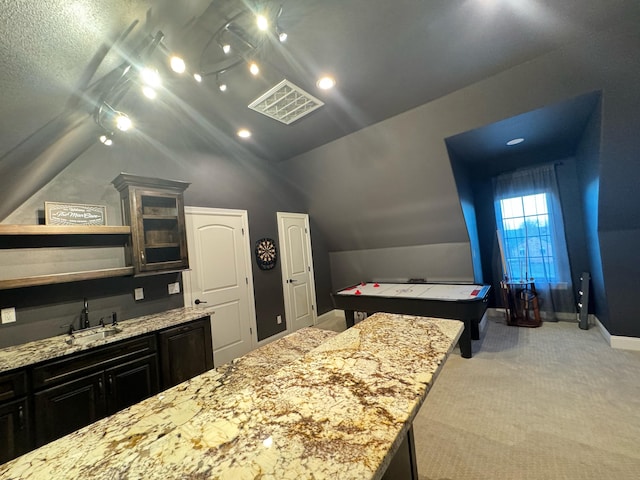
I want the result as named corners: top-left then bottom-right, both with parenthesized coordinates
top-left (65, 327), bottom-right (123, 346)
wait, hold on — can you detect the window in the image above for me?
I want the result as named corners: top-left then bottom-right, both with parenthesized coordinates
top-left (493, 164), bottom-right (575, 316)
top-left (497, 192), bottom-right (556, 282)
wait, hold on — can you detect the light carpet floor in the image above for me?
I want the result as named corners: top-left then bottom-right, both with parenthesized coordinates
top-left (317, 312), bottom-right (640, 480)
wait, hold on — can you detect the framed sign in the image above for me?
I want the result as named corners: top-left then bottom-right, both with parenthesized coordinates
top-left (45, 202), bottom-right (108, 226)
top-left (255, 237), bottom-right (278, 270)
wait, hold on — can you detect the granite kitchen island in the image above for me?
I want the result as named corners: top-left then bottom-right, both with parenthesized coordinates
top-left (0, 312), bottom-right (462, 480)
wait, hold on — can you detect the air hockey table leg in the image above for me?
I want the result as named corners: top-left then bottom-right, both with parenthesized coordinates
top-left (459, 320), bottom-right (472, 358)
top-left (345, 309), bottom-right (356, 328)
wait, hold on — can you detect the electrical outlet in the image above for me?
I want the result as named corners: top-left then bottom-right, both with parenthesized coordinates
top-left (1, 307), bottom-right (17, 324)
top-left (134, 288), bottom-right (144, 301)
top-left (168, 282), bottom-right (180, 295)
top-left (276, 315), bottom-right (282, 324)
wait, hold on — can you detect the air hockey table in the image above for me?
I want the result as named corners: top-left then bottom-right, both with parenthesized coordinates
top-left (331, 282), bottom-right (491, 358)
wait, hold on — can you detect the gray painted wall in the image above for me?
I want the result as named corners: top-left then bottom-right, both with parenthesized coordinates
top-left (575, 100), bottom-right (609, 326)
top-left (1, 116), bottom-right (304, 344)
top-left (329, 243), bottom-right (474, 291)
top-left (2, 19), bottom-right (639, 346)
top-left (281, 22), bottom-right (640, 337)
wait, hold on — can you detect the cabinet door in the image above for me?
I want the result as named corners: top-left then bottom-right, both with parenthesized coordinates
top-left (134, 189), bottom-right (189, 273)
top-left (159, 318), bottom-right (214, 390)
top-left (105, 353), bottom-right (159, 414)
top-left (0, 397), bottom-right (30, 464)
top-left (34, 372), bottom-right (106, 447)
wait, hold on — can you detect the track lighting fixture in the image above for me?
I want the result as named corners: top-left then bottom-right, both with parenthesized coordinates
top-left (140, 67), bottom-right (161, 88)
top-left (275, 6), bottom-right (287, 42)
top-left (95, 102), bottom-right (133, 133)
top-left (198, 4), bottom-right (289, 86)
top-left (142, 86), bottom-right (157, 99)
top-left (216, 74), bottom-right (227, 92)
top-left (99, 133), bottom-right (113, 146)
top-left (256, 14), bottom-right (269, 31)
top-left (277, 28), bottom-right (287, 43)
top-left (169, 56), bottom-right (186, 73)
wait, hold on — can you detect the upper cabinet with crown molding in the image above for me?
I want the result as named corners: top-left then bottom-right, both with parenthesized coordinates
top-left (112, 173), bottom-right (190, 275)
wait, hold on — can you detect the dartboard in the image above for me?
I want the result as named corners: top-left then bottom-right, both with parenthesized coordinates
top-left (255, 238), bottom-right (277, 270)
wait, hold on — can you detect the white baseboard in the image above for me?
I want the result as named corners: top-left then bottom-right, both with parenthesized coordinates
top-left (595, 316), bottom-right (640, 352)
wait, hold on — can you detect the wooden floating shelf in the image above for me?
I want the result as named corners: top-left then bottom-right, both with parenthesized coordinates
top-left (0, 225), bottom-right (131, 235)
top-left (0, 267), bottom-right (135, 290)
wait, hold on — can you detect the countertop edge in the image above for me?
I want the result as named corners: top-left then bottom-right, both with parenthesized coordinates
top-left (0, 306), bottom-right (216, 373)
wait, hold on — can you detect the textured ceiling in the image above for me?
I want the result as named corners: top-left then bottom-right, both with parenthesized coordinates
top-left (0, 0), bottom-right (639, 219)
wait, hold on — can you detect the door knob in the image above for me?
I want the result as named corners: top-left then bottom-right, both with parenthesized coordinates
top-left (195, 299), bottom-right (208, 305)
top-left (288, 279), bottom-right (298, 283)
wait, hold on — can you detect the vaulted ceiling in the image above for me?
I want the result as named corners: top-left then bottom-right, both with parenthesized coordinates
top-left (0, 0), bottom-right (638, 220)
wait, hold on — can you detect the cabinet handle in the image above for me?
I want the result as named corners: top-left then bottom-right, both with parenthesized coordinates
top-left (140, 250), bottom-right (146, 263)
top-left (108, 374), bottom-right (114, 395)
top-left (18, 405), bottom-right (24, 430)
top-left (98, 377), bottom-right (104, 398)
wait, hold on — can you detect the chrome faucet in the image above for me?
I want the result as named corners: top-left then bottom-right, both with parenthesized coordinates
top-left (80, 298), bottom-right (90, 330)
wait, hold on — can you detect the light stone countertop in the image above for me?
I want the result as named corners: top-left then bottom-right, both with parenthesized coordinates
top-left (0, 307), bottom-right (216, 374)
top-left (0, 313), bottom-right (462, 480)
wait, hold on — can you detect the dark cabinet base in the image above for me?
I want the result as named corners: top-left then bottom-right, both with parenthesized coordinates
top-left (34, 372), bottom-right (104, 446)
top-left (382, 426), bottom-right (419, 480)
top-left (159, 317), bottom-right (214, 390)
top-left (0, 397), bottom-right (30, 464)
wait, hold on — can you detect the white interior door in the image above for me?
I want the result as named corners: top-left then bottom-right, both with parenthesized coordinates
top-left (183, 207), bottom-right (256, 366)
top-left (277, 212), bottom-right (317, 332)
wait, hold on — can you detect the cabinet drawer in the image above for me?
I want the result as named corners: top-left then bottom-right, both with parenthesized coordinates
top-left (32, 335), bottom-right (157, 390)
top-left (0, 370), bottom-right (28, 402)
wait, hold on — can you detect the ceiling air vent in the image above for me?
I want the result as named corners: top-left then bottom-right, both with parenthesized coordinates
top-left (248, 79), bottom-right (324, 125)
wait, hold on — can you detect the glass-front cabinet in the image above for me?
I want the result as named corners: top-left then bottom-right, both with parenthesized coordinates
top-left (112, 173), bottom-right (190, 274)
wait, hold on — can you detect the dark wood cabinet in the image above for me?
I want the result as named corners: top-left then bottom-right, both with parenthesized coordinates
top-left (34, 371), bottom-right (104, 446)
top-left (105, 354), bottom-right (159, 413)
top-left (0, 370), bottom-right (31, 464)
top-left (159, 317), bottom-right (214, 390)
top-left (32, 335), bottom-right (159, 447)
top-left (2, 317), bottom-right (211, 462)
top-left (112, 173), bottom-right (190, 275)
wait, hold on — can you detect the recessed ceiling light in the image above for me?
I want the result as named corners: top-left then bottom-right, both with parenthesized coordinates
top-left (506, 137), bottom-right (525, 146)
top-left (237, 129), bottom-right (251, 138)
top-left (316, 76), bottom-right (336, 90)
top-left (249, 62), bottom-right (260, 76)
top-left (193, 73), bottom-right (202, 83)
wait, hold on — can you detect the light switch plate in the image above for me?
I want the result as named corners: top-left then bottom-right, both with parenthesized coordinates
top-left (1, 307), bottom-right (17, 324)
top-left (134, 288), bottom-right (144, 301)
top-left (168, 282), bottom-right (180, 295)
top-left (276, 315), bottom-right (282, 324)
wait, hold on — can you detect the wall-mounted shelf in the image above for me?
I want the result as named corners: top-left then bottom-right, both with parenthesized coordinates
top-left (0, 225), bottom-right (133, 289)
top-left (0, 225), bottom-right (131, 235)
top-left (0, 267), bottom-right (135, 290)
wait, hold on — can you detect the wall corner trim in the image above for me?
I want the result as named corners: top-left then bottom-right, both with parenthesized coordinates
top-left (595, 315), bottom-right (640, 352)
